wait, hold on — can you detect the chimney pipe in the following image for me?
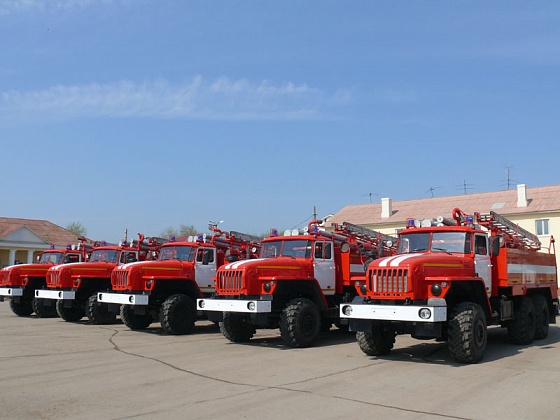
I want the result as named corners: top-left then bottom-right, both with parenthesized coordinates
top-left (517, 184), bottom-right (528, 207)
top-left (381, 197), bottom-right (392, 218)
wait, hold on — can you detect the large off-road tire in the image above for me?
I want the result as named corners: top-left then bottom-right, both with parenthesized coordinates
top-left (448, 302), bottom-right (487, 364)
top-left (279, 298), bottom-right (321, 348)
top-left (356, 321), bottom-right (396, 356)
top-left (32, 297), bottom-right (58, 318)
top-left (86, 293), bottom-right (116, 325)
top-left (56, 299), bottom-right (85, 322)
top-left (120, 304), bottom-right (152, 330)
top-left (531, 294), bottom-right (549, 340)
top-left (9, 298), bottom-right (33, 317)
top-left (220, 312), bottom-right (256, 342)
top-left (160, 294), bottom-right (197, 335)
top-left (507, 296), bottom-right (536, 345)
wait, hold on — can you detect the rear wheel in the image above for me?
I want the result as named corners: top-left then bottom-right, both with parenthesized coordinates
top-left (356, 321), bottom-right (396, 356)
top-left (220, 312), bottom-right (256, 342)
top-left (32, 297), bottom-right (58, 318)
top-left (56, 299), bottom-right (85, 322)
top-left (448, 302), bottom-right (487, 364)
top-left (86, 293), bottom-right (116, 324)
top-left (9, 298), bottom-right (33, 317)
top-left (160, 294), bottom-right (196, 335)
top-left (507, 296), bottom-right (536, 345)
top-left (279, 298), bottom-right (321, 348)
top-left (120, 304), bottom-right (152, 330)
top-left (531, 294), bottom-right (549, 340)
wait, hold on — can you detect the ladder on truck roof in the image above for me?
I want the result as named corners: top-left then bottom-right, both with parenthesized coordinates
top-left (475, 211), bottom-right (541, 250)
top-left (229, 231), bottom-right (262, 244)
top-left (332, 222), bottom-right (398, 252)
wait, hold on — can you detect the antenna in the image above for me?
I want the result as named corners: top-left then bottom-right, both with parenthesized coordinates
top-left (503, 165), bottom-right (517, 190)
top-left (426, 186), bottom-right (440, 198)
top-left (456, 180), bottom-right (474, 195)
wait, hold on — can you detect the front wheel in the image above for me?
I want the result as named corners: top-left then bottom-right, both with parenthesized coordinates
top-left (448, 302), bottom-right (487, 364)
top-left (32, 297), bottom-right (58, 318)
top-left (160, 294), bottom-right (196, 335)
top-left (220, 312), bottom-right (256, 342)
top-left (279, 298), bottom-right (320, 348)
top-left (356, 321), bottom-right (396, 356)
top-left (86, 293), bottom-right (116, 325)
top-left (9, 298), bottom-right (33, 317)
top-left (120, 304), bottom-right (152, 330)
top-left (56, 299), bottom-right (85, 322)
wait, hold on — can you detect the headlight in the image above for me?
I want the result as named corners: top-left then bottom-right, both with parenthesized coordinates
top-left (430, 283), bottom-right (442, 296)
top-left (342, 305), bottom-right (353, 316)
top-left (419, 308), bottom-right (431, 319)
top-left (360, 283), bottom-right (367, 295)
top-left (247, 301), bottom-right (256, 311)
top-left (263, 282), bottom-right (272, 292)
top-left (74, 278), bottom-right (81, 287)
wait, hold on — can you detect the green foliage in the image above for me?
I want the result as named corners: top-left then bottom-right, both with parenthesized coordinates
top-left (66, 221), bottom-right (87, 237)
top-left (160, 224), bottom-right (198, 239)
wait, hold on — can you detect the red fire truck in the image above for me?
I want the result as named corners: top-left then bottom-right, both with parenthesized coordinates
top-left (0, 240), bottom-right (90, 317)
top-left (340, 208), bottom-right (559, 363)
top-left (36, 234), bottom-right (162, 324)
top-left (97, 225), bottom-right (261, 335)
top-left (197, 221), bottom-right (397, 347)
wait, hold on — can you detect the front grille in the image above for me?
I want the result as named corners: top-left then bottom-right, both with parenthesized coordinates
top-left (369, 268), bottom-right (409, 294)
top-left (47, 271), bottom-right (60, 287)
top-left (217, 270), bottom-right (242, 293)
top-left (112, 270), bottom-right (129, 288)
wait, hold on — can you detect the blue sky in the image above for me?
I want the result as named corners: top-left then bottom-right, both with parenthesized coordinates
top-left (1, 0), bottom-right (559, 241)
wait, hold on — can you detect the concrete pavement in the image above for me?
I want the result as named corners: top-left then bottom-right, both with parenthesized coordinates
top-left (1, 303), bottom-right (559, 419)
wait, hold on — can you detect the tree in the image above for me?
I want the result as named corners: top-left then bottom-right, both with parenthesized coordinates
top-left (160, 224), bottom-right (198, 239)
top-left (66, 221), bottom-right (87, 237)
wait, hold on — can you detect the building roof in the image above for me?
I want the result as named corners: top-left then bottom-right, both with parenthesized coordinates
top-left (0, 217), bottom-right (84, 247)
top-left (329, 184), bottom-right (560, 226)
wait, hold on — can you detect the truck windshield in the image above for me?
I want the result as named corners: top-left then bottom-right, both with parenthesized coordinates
top-left (261, 240), bottom-right (312, 258)
top-left (431, 232), bottom-right (470, 254)
top-left (398, 231), bottom-right (471, 254)
top-left (39, 252), bottom-right (64, 264)
top-left (158, 245), bottom-right (195, 261)
top-left (90, 249), bottom-right (119, 263)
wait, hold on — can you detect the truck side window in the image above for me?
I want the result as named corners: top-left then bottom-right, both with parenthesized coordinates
top-left (314, 242), bottom-right (324, 259)
top-left (325, 242), bottom-right (332, 259)
top-left (475, 235), bottom-right (487, 255)
top-left (197, 248), bottom-right (214, 265)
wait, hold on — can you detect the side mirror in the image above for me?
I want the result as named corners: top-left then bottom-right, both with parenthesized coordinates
top-left (490, 236), bottom-right (502, 257)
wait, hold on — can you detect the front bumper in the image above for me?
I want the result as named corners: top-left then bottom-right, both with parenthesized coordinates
top-left (35, 289), bottom-right (76, 300)
top-left (0, 287), bottom-right (24, 297)
top-left (197, 298), bottom-right (272, 313)
top-left (97, 292), bottom-right (149, 305)
top-left (340, 299), bottom-right (447, 323)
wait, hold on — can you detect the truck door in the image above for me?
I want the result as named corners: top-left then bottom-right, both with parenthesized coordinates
top-left (313, 241), bottom-right (335, 295)
top-left (195, 247), bottom-right (216, 292)
top-left (474, 234), bottom-right (492, 296)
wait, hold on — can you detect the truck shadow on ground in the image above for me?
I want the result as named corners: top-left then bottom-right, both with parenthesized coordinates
top-left (365, 325), bottom-right (560, 366)
top-left (230, 327), bottom-right (359, 349)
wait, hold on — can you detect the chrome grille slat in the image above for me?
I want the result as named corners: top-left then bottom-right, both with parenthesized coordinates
top-left (369, 268), bottom-right (409, 294)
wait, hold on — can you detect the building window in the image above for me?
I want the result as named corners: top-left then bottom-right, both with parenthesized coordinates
top-left (536, 219), bottom-right (549, 236)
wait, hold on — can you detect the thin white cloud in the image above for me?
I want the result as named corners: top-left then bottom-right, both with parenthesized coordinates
top-left (0, 0), bottom-right (117, 15)
top-left (1, 77), bottom-right (342, 122)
